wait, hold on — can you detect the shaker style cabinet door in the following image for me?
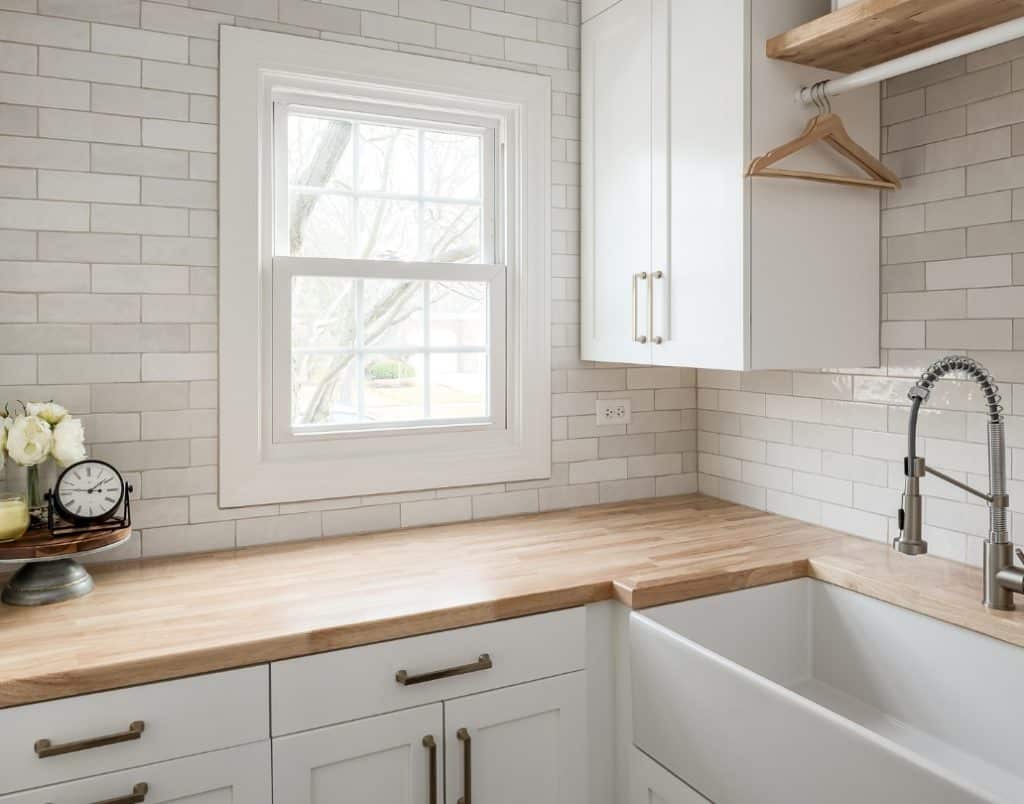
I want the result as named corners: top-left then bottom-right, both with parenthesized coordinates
top-left (630, 747), bottom-right (709, 804)
top-left (444, 672), bottom-right (587, 804)
top-left (0, 742), bottom-right (271, 804)
top-left (581, 0), bottom-right (880, 371)
top-left (581, 0), bottom-right (661, 365)
top-left (272, 703), bottom-right (442, 804)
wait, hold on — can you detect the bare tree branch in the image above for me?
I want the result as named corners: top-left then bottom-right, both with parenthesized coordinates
top-left (291, 125), bottom-right (481, 425)
top-left (290, 121), bottom-right (353, 254)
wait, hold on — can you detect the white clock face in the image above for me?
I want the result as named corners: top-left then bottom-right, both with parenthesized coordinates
top-left (57, 462), bottom-right (122, 521)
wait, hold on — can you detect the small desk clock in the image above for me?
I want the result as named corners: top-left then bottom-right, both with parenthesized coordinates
top-left (52, 459), bottom-right (126, 526)
top-left (46, 459), bottom-right (133, 539)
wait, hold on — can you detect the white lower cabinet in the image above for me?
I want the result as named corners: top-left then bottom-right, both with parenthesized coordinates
top-left (272, 672), bottom-right (588, 804)
top-left (2, 606), bottom-right (604, 804)
top-left (273, 704), bottom-right (443, 804)
top-left (0, 666), bottom-right (268, 795)
top-left (630, 748), bottom-right (708, 804)
top-left (0, 741), bottom-right (270, 804)
top-left (444, 672), bottom-right (588, 804)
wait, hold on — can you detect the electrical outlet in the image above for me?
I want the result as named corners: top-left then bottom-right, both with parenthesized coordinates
top-left (596, 398), bottom-right (632, 425)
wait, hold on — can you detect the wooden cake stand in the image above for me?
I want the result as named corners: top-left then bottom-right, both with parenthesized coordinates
top-left (0, 525), bottom-right (131, 606)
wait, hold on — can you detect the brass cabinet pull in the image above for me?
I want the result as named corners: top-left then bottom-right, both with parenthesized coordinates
top-left (650, 270), bottom-right (664, 344)
top-left (422, 735), bottom-right (437, 804)
top-left (88, 782), bottom-right (148, 804)
top-left (395, 653), bottom-right (492, 686)
top-left (35, 721), bottom-right (145, 758)
top-left (456, 728), bottom-right (472, 804)
top-left (632, 272), bottom-right (649, 344)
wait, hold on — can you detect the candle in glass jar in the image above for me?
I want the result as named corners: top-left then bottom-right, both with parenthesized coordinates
top-left (0, 493), bottom-right (29, 542)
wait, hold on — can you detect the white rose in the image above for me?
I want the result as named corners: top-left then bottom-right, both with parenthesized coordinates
top-left (6, 416), bottom-right (52, 467)
top-left (52, 417), bottom-right (86, 467)
top-left (27, 402), bottom-right (68, 425)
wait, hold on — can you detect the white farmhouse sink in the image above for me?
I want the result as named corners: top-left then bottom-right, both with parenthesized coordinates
top-left (631, 579), bottom-right (1024, 804)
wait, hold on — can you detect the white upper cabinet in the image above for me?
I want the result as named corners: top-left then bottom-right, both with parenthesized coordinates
top-left (582, 0), bottom-right (880, 371)
top-left (581, 0), bottom-right (659, 365)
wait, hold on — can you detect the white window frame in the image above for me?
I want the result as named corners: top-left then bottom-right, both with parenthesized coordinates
top-left (219, 26), bottom-right (551, 507)
top-left (271, 258), bottom-right (507, 442)
top-left (271, 97), bottom-right (505, 442)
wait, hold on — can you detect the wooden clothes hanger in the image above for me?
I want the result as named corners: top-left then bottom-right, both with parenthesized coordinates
top-left (746, 111), bottom-right (902, 191)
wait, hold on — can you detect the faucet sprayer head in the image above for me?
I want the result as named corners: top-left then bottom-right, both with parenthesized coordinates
top-left (895, 456), bottom-right (928, 556)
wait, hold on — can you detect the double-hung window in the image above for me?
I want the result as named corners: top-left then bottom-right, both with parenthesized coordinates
top-left (273, 103), bottom-right (505, 439)
top-left (219, 27), bottom-right (550, 506)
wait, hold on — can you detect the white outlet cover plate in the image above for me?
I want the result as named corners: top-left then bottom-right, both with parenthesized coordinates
top-left (596, 398), bottom-right (632, 425)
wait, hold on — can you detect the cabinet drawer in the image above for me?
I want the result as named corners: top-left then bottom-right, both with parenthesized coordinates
top-left (272, 607), bottom-right (585, 735)
top-left (0, 665), bottom-right (268, 795)
top-left (0, 741), bottom-right (270, 804)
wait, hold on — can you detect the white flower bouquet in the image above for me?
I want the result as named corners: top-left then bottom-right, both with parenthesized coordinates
top-left (2, 401), bottom-right (87, 521)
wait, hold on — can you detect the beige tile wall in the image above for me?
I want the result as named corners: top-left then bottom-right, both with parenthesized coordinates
top-left (0, 0), bottom-right (697, 558)
top-left (699, 42), bottom-right (1024, 567)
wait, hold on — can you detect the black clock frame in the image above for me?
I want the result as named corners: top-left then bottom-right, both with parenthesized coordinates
top-left (46, 459), bottom-right (133, 536)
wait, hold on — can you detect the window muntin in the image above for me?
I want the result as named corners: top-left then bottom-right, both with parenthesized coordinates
top-left (289, 275), bottom-right (490, 430)
top-left (272, 101), bottom-right (504, 438)
top-left (282, 108), bottom-right (491, 263)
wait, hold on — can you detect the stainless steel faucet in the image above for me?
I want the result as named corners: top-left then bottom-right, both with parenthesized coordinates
top-left (896, 355), bottom-right (1024, 610)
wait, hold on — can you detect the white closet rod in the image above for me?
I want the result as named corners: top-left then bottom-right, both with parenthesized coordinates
top-left (796, 15), bottom-right (1024, 104)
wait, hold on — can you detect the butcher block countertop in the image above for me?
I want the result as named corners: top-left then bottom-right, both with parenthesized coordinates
top-left (1, 493), bottom-right (1022, 708)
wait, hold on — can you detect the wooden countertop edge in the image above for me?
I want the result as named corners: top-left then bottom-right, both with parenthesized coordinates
top-left (613, 559), bottom-right (812, 609)
top-left (3, 494), bottom-right (1023, 709)
top-left (9, 556), bottom-right (1020, 709)
top-left (0, 581), bottom-right (614, 708)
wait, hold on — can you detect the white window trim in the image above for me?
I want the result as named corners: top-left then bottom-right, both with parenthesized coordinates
top-left (219, 26), bottom-right (551, 507)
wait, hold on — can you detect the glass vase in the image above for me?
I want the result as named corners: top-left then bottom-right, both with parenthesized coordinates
top-left (25, 463), bottom-right (46, 528)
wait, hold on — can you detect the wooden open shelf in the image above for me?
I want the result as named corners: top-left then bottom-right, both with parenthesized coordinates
top-left (767, 0), bottom-right (1024, 74)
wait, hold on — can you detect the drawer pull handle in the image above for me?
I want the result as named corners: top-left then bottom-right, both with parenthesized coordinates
top-left (456, 727), bottom-right (472, 804)
top-left (395, 653), bottom-right (492, 686)
top-left (35, 720), bottom-right (145, 758)
top-left (422, 735), bottom-right (437, 804)
top-left (89, 782), bottom-right (149, 804)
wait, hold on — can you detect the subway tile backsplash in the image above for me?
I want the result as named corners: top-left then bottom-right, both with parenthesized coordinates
top-left (701, 43), bottom-right (1024, 567)
top-left (6, 4), bottom-right (1021, 570)
top-left (0, 0), bottom-right (697, 559)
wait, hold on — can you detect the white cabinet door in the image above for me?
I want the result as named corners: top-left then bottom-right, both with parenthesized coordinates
top-left (630, 748), bottom-right (708, 804)
top-left (581, 0), bottom-right (657, 365)
top-left (0, 742), bottom-right (270, 804)
top-left (653, 0), bottom-right (748, 371)
top-left (273, 703), bottom-right (442, 804)
top-left (582, 0), bottom-right (879, 371)
top-left (444, 672), bottom-right (587, 804)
